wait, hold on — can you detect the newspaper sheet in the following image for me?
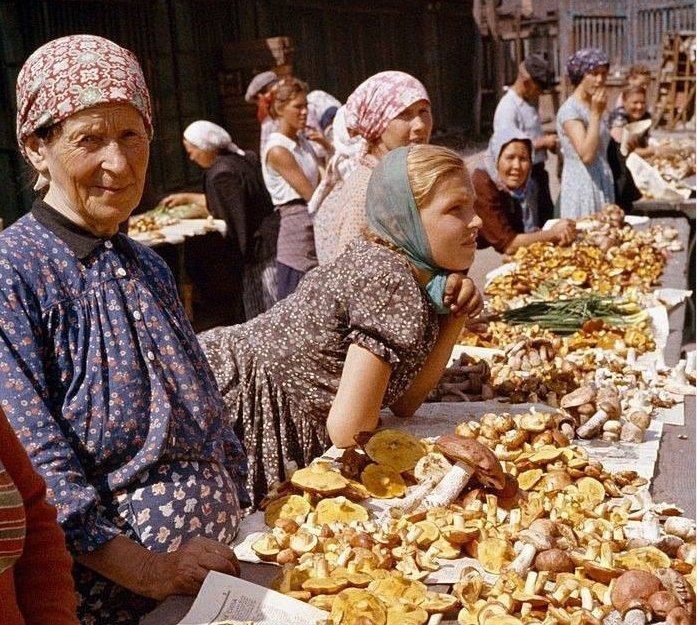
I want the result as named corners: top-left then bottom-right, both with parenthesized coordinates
top-left (177, 571), bottom-right (327, 625)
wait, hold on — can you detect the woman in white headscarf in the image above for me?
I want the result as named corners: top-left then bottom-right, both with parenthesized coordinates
top-left (163, 120), bottom-right (278, 320)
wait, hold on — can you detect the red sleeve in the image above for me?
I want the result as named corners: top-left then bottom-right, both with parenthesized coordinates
top-left (472, 168), bottom-right (519, 254)
top-left (0, 410), bottom-right (78, 625)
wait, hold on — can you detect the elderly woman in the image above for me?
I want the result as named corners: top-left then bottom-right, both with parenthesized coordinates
top-left (200, 144), bottom-right (483, 507)
top-left (556, 48), bottom-right (615, 218)
top-left (162, 120), bottom-right (278, 320)
top-left (473, 129), bottom-right (576, 255)
top-left (311, 71), bottom-right (433, 264)
top-left (0, 35), bottom-right (247, 625)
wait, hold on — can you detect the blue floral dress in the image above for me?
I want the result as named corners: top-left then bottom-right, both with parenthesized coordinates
top-left (0, 201), bottom-right (248, 625)
top-left (556, 96), bottom-right (615, 218)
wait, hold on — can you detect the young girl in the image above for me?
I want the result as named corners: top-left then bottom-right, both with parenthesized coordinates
top-left (556, 48), bottom-right (615, 218)
top-left (199, 144), bottom-right (483, 507)
top-left (262, 78), bottom-right (323, 299)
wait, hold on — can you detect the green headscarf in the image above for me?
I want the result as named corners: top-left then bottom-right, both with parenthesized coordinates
top-left (365, 146), bottom-right (450, 314)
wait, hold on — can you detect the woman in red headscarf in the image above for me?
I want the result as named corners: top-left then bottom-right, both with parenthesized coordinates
top-left (311, 71), bottom-right (433, 264)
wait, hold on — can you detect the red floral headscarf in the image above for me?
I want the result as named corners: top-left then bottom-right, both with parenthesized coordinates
top-left (15, 34), bottom-right (153, 160)
top-left (344, 71), bottom-right (430, 142)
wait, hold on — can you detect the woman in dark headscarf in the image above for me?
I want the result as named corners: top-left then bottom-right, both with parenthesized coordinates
top-left (473, 128), bottom-right (576, 255)
top-left (556, 48), bottom-right (615, 218)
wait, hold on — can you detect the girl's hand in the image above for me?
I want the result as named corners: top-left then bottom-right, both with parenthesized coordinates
top-left (443, 274), bottom-right (483, 319)
top-left (590, 87), bottom-right (607, 115)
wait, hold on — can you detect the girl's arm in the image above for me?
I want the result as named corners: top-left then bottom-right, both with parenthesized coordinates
top-left (389, 314), bottom-right (466, 418)
top-left (391, 276), bottom-right (483, 417)
top-left (266, 146), bottom-right (316, 201)
top-left (326, 344), bottom-right (392, 448)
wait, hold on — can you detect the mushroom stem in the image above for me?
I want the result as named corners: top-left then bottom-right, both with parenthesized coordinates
top-left (623, 608), bottom-right (648, 625)
top-left (423, 461), bottom-right (475, 509)
top-left (381, 475), bottom-right (439, 523)
top-left (508, 542), bottom-right (538, 578)
top-left (577, 409), bottom-right (610, 439)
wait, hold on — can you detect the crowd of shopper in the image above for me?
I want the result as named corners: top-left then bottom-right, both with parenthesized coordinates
top-left (0, 30), bottom-right (666, 625)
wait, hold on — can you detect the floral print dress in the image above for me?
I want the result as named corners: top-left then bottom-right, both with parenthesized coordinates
top-left (0, 202), bottom-right (248, 625)
top-left (199, 238), bottom-right (440, 508)
top-left (556, 96), bottom-right (615, 219)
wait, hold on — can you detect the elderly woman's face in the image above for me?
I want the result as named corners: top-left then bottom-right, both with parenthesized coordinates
top-left (34, 103), bottom-right (149, 236)
top-left (183, 139), bottom-right (216, 169)
top-left (497, 140), bottom-right (532, 190)
top-left (379, 100), bottom-right (433, 153)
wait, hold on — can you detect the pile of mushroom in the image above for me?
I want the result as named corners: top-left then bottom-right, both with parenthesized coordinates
top-left (249, 420), bottom-right (695, 625)
top-left (558, 384), bottom-right (651, 442)
top-left (427, 353), bottom-right (494, 402)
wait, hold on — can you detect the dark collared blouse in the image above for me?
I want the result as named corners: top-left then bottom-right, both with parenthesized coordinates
top-left (0, 201), bottom-right (247, 623)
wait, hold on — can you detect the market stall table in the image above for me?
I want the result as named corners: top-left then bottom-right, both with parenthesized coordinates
top-left (141, 216), bottom-right (695, 625)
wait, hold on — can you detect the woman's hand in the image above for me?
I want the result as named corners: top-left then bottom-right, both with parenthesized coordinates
top-left (549, 219), bottom-right (577, 246)
top-left (590, 87), bottom-right (608, 116)
top-left (145, 536), bottom-right (240, 600)
top-left (160, 193), bottom-right (191, 208)
top-left (443, 274), bottom-right (483, 319)
top-left (304, 127), bottom-right (331, 150)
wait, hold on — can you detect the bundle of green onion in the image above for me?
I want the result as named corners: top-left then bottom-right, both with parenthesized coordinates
top-left (500, 295), bottom-right (648, 334)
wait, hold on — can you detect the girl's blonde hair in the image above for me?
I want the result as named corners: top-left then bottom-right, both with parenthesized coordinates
top-left (269, 77), bottom-right (309, 119)
top-left (406, 144), bottom-right (470, 209)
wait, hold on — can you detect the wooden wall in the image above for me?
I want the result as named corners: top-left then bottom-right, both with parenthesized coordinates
top-left (0, 0), bottom-right (478, 227)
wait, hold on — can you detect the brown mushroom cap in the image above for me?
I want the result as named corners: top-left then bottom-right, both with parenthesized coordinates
top-left (560, 386), bottom-right (596, 408)
top-left (649, 591), bottom-right (682, 617)
top-left (583, 560), bottom-right (624, 584)
top-left (533, 548), bottom-right (575, 574)
top-left (666, 606), bottom-right (691, 625)
top-left (612, 570), bottom-right (663, 612)
top-left (435, 434), bottom-right (505, 490)
top-left (620, 598), bottom-right (652, 619)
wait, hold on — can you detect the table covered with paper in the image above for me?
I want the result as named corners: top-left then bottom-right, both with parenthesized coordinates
top-left (144, 211), bottom-right (695, 625)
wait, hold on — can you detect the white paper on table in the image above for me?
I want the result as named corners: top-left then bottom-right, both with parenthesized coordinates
top-left (233, 530), bottom-right (267, 564)
top-left (620, 119), bottom-right (652, 156)
top-left (635, 305), bottom-right (670, 366)
top-left (543, 215), bottom-right (649, 231)
top-left (484, 262), bottom-right (517, 286)
top-left (448, 344), bottom-right (505, 365)
top-left (377, 401), bottom-right (556, 441)
top-left (655, 402), bottom-right (685, 426)
top-left (652, 287), bottom-right (694, 309)
top-left (626, 153), bottom-right (692, 200)
top-left (177, 571), bottom-right (328, 625)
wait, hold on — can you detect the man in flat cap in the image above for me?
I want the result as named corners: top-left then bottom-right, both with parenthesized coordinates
top-left (246, 70), bottom-right (280, 154)
top-left (494, 53), bottom-right (558, 227)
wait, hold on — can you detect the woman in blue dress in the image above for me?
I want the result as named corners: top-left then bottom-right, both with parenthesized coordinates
top-left (556, 48), bottom-right (615, 218)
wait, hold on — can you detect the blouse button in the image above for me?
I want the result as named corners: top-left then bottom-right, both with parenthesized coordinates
top-left (146, 350), bottom-right (155, 361)
top-left (104, 240), bottom-right (113, 249)
top-left (116, 267), bottom-right (127, 278)
top-left (133, 310), bottom-right (142, 321)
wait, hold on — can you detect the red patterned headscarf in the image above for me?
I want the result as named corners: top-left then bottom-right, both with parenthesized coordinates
top-left (15, 34), bottom-right (153, 160)
top-left (343, 71), bottom-right (430, 142)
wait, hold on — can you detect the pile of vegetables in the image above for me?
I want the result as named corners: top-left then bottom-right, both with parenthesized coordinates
top-left (500, 295), bottom-right (647, 334)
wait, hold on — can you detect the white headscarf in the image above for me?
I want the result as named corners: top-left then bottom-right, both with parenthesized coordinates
top-left (183, 120), bottom-right (244, 156)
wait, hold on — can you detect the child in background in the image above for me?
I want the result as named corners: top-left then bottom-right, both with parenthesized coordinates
top-left (615, 64), bottom-right (652, 109)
